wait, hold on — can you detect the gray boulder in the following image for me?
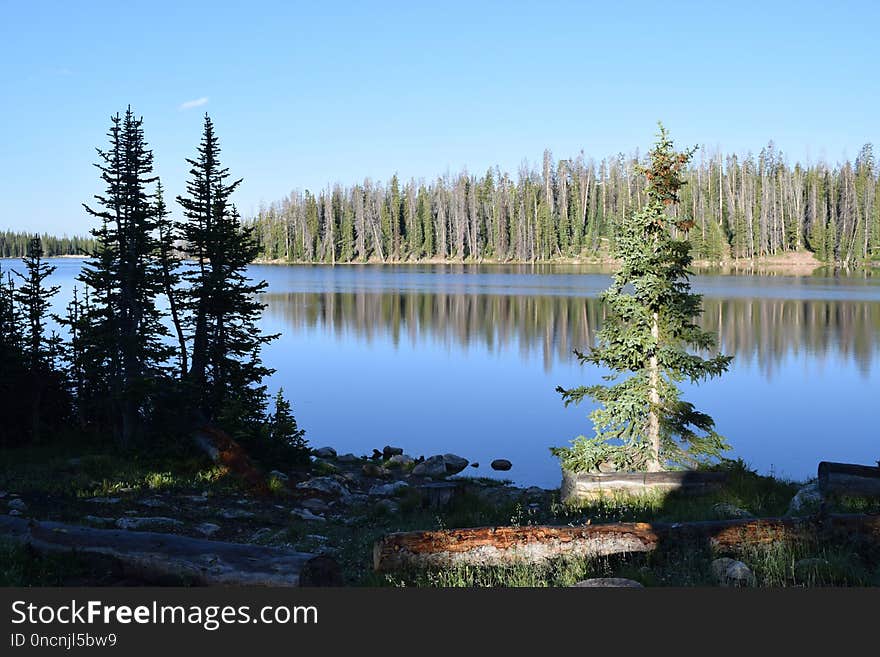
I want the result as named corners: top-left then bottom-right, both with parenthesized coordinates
top-left (787, 482), bottom-right (822, 515)
top-left (386, 454), bottom-right (415, 468)
top-left (193, 522), bottom-right (221, 537)
top-left (268, 470), bottom-right (289, 482)
top-left (382, 445), bottom-right (404, 458)
top-left (442, 453), bottom-right (469, 475)
top-left (412, 455), bottom-right (447, 477)
top-left (296, 476), bottom-right (351, 499)
top-left (313, 447), bottom-right (337, 459)
top-left (336, 453), bottom-right (360, 463)
top-left (369, 481), bottom-right (409, 497)
top-left (291, 508), bottom-right (326, 522)
top-left (491, 459), bottom-right (513, 472)
top-left (711, 557), bottom-right (756, 587)
top-left (7, 498), bottom-right (27, 511)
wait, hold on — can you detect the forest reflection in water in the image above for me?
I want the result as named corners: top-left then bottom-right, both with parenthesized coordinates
top-left (263, 290), bottom-right (880, 375)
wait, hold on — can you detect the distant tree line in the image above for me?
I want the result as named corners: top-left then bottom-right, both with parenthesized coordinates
top-left (0, 108), bottom-right (306, 467)
top-left (263, 288), bottom-right (880, 375)
top-left (250, 142), bottom-right (879, 265)
top-left (0, 231), bottom-right (96, 258)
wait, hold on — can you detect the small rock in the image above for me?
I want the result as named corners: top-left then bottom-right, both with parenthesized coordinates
top-left (305, 534), bottom-right (328, 542)
top-left (711, 558), bottom-right (756, 587)
top-left (299, 498), bottom-right (331, 514)
top-left (115, 517), bottom-right (184, 531)
top-left (787, 482), bottom-right (822, 515)
top-left (491, 459), bottom-right (512, 472)
top-left (470, 462), bottom-right (479, 468)
top-left (442, 454), bottom-right (469, 475)
top-left (7, 498), bottom-right (27, 511)
top-left (375, 499), bottom-right (399, 514)
top-left (339, 493), bottom-right (369, 507)
top-left (268, 470), bottom-right (289, 482)
top-left (382, 445), bottom-right (404, 458)
top-left (86, 497), bottom-right (121, 504)
top-left (370, 449), bottom-right (384, 460)
top-left (313, 447), bottom-right (337, 459)
top-left (250, 528), bottom-right (278, 543)
top-left (571, 578), bottom-right (643, 588)
top-left (296, 476), bottom-right (351, 499)
top-left (713, 503), bottom-right (754, 519)
top-left (386, 454), bottom-right (415, 468)
top-left (83, 516), bottom-right (116, 527)
top-left (291, 508), bottom-right (326, 522)
top-left (369, 481), bottom-right (409, 496)
top-left (412, 455), bottom-right (448, 478)
top-left (8, 509), bottom-right (22, 517)
top-left (362, 463), bottom-right (392, 479)
top-left (193, 522), bottom-right (221, 537)
top-left (217, 508), bottom-right (256, 519)
top-left (139, 497), bottom-right (167, 508)
top-left (336, 453), bottom-right (360, 463)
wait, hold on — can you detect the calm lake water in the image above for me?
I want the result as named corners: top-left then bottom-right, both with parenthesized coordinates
top-left (33, 260), bottom-right (880, 488)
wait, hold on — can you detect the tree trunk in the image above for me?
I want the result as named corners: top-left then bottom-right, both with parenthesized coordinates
top-left (647, 310), bottom-right (661, 471)
top-left (373, 514), bottom-right (880, 573)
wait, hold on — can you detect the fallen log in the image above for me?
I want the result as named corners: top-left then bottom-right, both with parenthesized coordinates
top-left (0, 516), bottom-right (340, 586)
top-left (373, 514), bottom-right (880, 572)
top-left (818, 461), bottom-right (880, 498)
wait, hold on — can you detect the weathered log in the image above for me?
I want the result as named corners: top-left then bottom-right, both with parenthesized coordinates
top-left (818, 461), bottom-right (880, 498)
top-left (0, 516), bottom-right (340, 586)
top-left (373, 514), bottom-right (880, 572)
top-left (561, 469), bottom-right (728, 503)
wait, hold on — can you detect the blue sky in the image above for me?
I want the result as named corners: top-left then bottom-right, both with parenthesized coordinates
top-left (1, 0), bottom-right (878, 234)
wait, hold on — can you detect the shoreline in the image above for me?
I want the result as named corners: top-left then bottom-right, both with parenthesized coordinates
top-left (250, 250), bottom-right (864, 277)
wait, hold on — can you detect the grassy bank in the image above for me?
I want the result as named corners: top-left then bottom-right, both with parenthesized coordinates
top-left (1, 447), bottom-right (878, 587)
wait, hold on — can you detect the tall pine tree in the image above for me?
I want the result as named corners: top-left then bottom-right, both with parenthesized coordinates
top-left (177, 114), bottom-right (277, 430)
top-left (13, 236), bottom-right (63, 442)
top-left (79, 107), bottom-right (174, 446)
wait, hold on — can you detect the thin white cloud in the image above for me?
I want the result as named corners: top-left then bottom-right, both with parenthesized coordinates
top-left (178, 97), bottom-right (209, 111)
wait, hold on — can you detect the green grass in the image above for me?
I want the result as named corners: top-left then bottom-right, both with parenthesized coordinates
top-left (0, 443), bottom-right (243, 499)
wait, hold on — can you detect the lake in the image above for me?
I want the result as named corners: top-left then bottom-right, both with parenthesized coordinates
top-left (32, 260), bottom-right (880, 488)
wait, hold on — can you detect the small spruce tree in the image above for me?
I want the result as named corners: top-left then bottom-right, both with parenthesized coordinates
top-left (266, 388), bottom-right (309, 465)
top-left (553, 124), bottom-right (732, 473)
